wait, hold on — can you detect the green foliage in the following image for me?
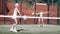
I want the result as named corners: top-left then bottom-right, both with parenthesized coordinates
top-left (44, 0), bottom-right (57, 5)
top-left (57, 0), bottom-right (60, 6)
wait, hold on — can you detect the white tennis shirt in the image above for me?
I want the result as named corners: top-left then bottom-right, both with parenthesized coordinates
top-left (12, 8), bottom-right (18, 19)
top-left (39, 12), bottom-right (43, 17)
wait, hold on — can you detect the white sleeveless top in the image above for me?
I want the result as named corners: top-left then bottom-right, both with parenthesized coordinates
top-left (39, 12), bottom-right (43, 17)
top-left (12, 8), bottom-right (18, 19)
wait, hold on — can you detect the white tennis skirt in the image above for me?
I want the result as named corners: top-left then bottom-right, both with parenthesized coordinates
top-left (12, 15), bottom-right (17, 19)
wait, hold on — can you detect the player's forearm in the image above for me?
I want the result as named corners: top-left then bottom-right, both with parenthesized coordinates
top-left (32, 12), bottom-right (41, 15)
top-left (36, 13), bottom-right (40, 14)
top-left (16, 8), bottom-right (20, 13)
top-left (17, 10), bottom-right (20, 14)
top-left (17, 10), bottom-right (21, 15)
top-left (43, 12), bottom-right (49, 14)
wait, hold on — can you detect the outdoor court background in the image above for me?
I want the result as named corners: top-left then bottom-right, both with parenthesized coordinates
top-left (0, 24), bottom-right (60, 34)
top-left (0, 0), bottom-right (60, 34)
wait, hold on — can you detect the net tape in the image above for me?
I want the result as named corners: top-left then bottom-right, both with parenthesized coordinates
top-left (0, 15), bottom-right (60, 19)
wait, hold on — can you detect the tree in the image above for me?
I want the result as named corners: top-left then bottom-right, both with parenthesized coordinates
top-left (44, 0), bottom-right (57, 5)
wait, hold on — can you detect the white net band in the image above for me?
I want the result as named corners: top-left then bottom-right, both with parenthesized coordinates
top-left (0, 15), bottom-right (59, 19)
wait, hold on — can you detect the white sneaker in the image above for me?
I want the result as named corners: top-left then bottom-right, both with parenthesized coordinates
top-left (40, 24), bottom-right (44, 27)
top-left (13, 30), bottom-right (17, 32)
top-left (10, 28), bottom-right (17, 32)
top-left (14, 28), bottom-right (17, 32)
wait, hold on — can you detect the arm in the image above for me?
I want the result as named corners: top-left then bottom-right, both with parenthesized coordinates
top-left (43, 12), bottom-right (49, 14)
top-left (16, 8), bottom-right (21, 15)
top-left (32, 12), bottom-right (40, 15)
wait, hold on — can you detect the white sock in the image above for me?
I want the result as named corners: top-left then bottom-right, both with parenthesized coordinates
top-left (14, 27), bottom-right (17, 30)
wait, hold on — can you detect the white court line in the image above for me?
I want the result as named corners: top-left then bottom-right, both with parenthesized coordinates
top-left (0, 15), bottom-right (60, 19)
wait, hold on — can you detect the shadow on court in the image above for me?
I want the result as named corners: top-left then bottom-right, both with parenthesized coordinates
top-left (17, 29), bottom-right (24, 32)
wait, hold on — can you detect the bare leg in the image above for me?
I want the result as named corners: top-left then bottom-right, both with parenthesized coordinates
top-left (13, 18), bottom-right (17, 30)
top-left (10, 18), bottom-right (17, 32)
top-left (40, 19), bottom-right (44, 27)
top-left (39, 19), bottom-right (40, 24)
top-left (38, 19), bottom-right (41, 27)
top-left (42, 19), bottom-right (44, 25)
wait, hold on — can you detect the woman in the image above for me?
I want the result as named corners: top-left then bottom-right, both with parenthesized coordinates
top-left (32, 10), bottom-right (49, 27)
top-left (10, 3), bottom-right (20, 32)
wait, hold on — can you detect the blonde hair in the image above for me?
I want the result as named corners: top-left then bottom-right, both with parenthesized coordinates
top-left (15, 3), bottom-right (19, 7)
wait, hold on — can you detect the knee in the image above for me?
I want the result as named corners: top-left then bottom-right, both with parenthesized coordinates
top-left (39, 19), bottom-right (40, 21)
top-left (13, 23), bottom-right (16, 26)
